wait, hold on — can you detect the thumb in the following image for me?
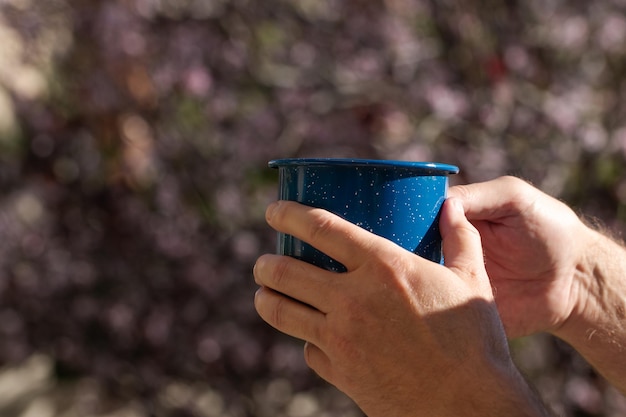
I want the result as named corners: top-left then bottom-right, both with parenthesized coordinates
top-left (440, 197), bottom-right (488, 286)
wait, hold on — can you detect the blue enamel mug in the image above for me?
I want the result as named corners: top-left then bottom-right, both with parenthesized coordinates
top-left (268, 158), bottom-right (459, 272)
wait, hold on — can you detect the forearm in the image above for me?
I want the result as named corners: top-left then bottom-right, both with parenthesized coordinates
top-left (407, 352), bottom-right (554, 417)
top-left (553, 227), bottom-right (626, 393)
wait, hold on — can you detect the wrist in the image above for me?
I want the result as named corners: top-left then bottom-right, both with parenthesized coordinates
top-left (552, 227), bottom-right (622, 342)
top-left (438, 351), bottom-right (552, 417)
top-left (551, 225), bottom-right (605, 341)
top-left (551, 226), bottom-right (626, 391)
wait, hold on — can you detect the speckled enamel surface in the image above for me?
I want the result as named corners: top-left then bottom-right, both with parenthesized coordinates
top-left (269, 159), bottom-right (459, 272)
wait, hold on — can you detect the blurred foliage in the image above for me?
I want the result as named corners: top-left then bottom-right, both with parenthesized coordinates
top-left (0, 0), bottom-right (625, 416)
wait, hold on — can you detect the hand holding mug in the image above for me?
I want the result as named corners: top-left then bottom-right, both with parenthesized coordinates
top-left (254, 198), bottom-right (549, 416)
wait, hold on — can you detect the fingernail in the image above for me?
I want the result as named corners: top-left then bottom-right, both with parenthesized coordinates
top-left (266, 201), bottom-right (281, 221)
top-left (449, 198), bottom-right (464, 214)
top-left (254, 256), bottom-right (264, 268)
top-left (253, 257), bottom-right (263, 284)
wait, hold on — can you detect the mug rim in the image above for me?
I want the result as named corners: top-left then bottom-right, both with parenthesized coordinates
top-left (268, 158), bottom-right (459, 175)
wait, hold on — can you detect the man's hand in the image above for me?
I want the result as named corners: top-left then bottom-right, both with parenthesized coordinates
top-left (254, 197), bottom-right (550, 417)
top-left (448, 176), bottom-right (591, 338)
top-left (450, 176), bottom-right (626, 394)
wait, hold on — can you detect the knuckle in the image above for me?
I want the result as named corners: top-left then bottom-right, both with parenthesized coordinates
top-left (369, 251), bottom-right (409, 283)
top-left (461, 221), bottom-right (481, 240)
top-left (449, 183), bottom-right (471, 200)
top-left (307, 211), bottom-right (336, 243)
top-left (499, 175), bottom-right (530, 192)
top-left (499, 174), bottom-right (520, 184)
top-left (270, 295), bottom-right (286, 329)
top-left (270, 256), bottom-right (291, 289)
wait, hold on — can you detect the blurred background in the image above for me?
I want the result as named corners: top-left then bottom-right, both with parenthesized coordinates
top-left (0, 0), bottom-right (625, 416)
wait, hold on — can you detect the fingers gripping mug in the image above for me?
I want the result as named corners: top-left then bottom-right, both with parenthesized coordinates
top-left (268, 158), bottom-right (459, 272)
